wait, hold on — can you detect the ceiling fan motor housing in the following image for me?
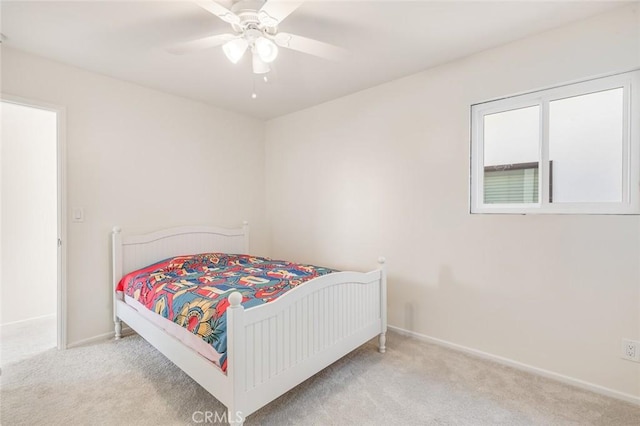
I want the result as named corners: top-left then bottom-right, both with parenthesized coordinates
top-left (230, 0), bottom-right (277, 35)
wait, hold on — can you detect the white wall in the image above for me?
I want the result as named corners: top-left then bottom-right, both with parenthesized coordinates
top-left (265, 5), bottom-right (640, 399)
top-left (1, 46), bottom-right (267, 345)
top-left (1, 102), bottom-right (57, 325)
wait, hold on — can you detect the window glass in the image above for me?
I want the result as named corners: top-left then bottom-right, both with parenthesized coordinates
top-left (549, 88), bottom-right (624, 203)
top-left (483, 106), bottom-right (540, 204)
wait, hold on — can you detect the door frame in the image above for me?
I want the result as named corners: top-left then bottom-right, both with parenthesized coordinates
top-left (1, 93), bottom-right (68, 350)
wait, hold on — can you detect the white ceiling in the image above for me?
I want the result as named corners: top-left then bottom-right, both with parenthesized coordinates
top-left (0, 1), bottom-right (629, 119)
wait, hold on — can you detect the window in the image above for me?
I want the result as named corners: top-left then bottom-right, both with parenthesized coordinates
top-left (471, 71), bottom-right (639, 214)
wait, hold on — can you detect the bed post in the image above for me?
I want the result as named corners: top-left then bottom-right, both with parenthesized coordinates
top-left (378, 256), bottom-right (387, 353)
top-left (226, 291), bottom-right (246, 425)
top-left (112, 226), bottom-right (123, 340)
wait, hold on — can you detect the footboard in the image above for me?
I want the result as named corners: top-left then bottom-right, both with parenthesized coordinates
top-left (226, 260), bottom-right (387, 419)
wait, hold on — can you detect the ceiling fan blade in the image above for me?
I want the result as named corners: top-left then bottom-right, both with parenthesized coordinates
top-left (258, 1), bottom-right (305, 26)
top-left (274, 33), bottom-right (349, 62)
top-left (167, 34), bottom-right (237, 54)
top-left (195, 0), bottom-right (241, 25)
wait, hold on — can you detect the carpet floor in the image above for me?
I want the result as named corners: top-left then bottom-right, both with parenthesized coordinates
top-left (1, 331), bottom-right (639, 425)
top-left (0, 316), bottom-right (57, 367)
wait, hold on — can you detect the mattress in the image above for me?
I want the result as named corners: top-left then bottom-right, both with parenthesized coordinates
top-left (117, 253), bottom-right (335, 371)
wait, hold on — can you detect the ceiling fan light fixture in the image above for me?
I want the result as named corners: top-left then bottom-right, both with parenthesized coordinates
top-left (252, 51), bottom-right (271, 74)
top-left (222, 38), bottom-right (248, 64)
top-left (172, 1), bottom-right (348, 76)
top-left (255, 37), bottom-right (278, 63)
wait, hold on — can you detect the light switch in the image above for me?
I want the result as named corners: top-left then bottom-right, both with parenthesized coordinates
top-left (72, 208), bottom-right (84, 222)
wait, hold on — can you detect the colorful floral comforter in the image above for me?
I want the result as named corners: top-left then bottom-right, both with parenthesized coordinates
top-left (116, 253), bottom-right (335, 371)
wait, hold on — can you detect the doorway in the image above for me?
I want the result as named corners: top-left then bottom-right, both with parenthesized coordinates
top-left (0, 97), bottom-right (66, 365)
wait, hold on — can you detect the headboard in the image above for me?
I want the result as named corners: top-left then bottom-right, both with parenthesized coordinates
top-left (112, 223), bottom-right (249, 291)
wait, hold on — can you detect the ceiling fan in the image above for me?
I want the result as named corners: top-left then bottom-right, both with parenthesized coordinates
top-left (168, 0), bottom-right (349, 74)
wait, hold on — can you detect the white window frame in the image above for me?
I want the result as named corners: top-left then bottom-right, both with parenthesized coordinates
top-left (470, 70), bottom-right (640, 214)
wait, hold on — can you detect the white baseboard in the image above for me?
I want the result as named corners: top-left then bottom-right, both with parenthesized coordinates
top-left (66, 325), bottom-right (134, 349)
top-left (388, 325), bottom-right (640, 406)
top-left (66, 331), bottom-right (114, 349)
top-left (0, 313), bottom-right (56, 329)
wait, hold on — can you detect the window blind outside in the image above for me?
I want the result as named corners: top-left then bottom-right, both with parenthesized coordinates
top-left (484, 165), bottom-right (539, 204)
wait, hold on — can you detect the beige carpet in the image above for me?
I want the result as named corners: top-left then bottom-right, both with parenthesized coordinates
top-left (1, 331), bottom-right (639, 425)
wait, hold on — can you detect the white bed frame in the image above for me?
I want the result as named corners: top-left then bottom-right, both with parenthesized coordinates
top-left (112, 223), bottom-right (387, 425)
